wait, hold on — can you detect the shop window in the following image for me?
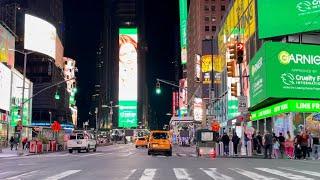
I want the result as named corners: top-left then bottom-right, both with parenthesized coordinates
top-left (205, 26), bottom-right (210, 31)
top-left (302, 33), bottom-right (320, 44)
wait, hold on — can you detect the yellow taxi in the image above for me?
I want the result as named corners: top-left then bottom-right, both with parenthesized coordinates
top-left (135, 136), bottom-right (148, 148)
top-left (147, 130), bottom-right (172, 156)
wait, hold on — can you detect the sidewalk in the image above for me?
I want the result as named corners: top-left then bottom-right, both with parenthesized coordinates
top-left (0, 147), bottom-right (30, 158)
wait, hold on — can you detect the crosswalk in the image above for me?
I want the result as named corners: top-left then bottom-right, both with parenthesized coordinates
top-left (1, 167), bottom-right (319, 180)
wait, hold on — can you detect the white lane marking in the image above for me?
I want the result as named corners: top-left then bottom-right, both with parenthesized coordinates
top-left (255, 168), bottom-right (314, 180)
top-left (124, 169), bottom-right (137, 180)
top-left (173, 168), bottom-right (192, 180)
top-left (229, 168), bottom-right (279, 180)
top-left (122, 152), bottom-right (135, 157)
top-left (0, 171), bottom-right (14, 176)
top-left (190, 154), bottom-right (197, 157)
top-left (200, 168), bottom-right (233, 180)
top-left (6, 170), bottom-right (39, 180)
top-left (80, 153), bottom-right (104, 157)
top-left (178, 154), bottom-right (187, 157)
top-left (140, 169), bottom-right (156, 180)
top-left (44, 170), bottom-right (81, 180)
top-left (279, 167), bottom-right (320, 177)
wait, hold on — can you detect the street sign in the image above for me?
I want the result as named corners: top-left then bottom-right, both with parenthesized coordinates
top-left (238, 96), bottom-right (248, 112)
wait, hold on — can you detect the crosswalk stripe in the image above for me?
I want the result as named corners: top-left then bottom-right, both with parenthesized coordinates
top-left (140, 169), bottom-right (156, 180)
top-left (279, 167), bottom-right (320, 177)
top-left (200, 168), bottom-right (233, 180)
top-left (173, 168), bottom-right (192, 180)
top-left (44, 170), bottom-right (81, 180)
top-left (124, 169), bottom-right (137, 180)
top-left (229, 168), bottom-right (279, 180)
top-left (255, 168), bottom-right (314, 180)
top-left (6, 170), bottom-right (39, 180)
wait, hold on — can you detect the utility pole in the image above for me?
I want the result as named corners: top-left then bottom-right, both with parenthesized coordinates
top-left (102, 101), bottom-right (119, 129)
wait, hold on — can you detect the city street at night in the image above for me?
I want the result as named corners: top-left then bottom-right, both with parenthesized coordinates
top-left (1, 144), bottom-right (320, 180)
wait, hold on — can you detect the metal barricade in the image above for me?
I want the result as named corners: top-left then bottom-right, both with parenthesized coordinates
top-left (247, 140), bottom-right (252, 156)
top-left (219, 142), bottom-right (224, 156)
top-left (229, 141), bottom-right (234, 156)
top-left (215, 142), bottom-right (220, 156)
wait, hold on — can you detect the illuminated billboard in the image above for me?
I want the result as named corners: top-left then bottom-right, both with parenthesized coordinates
top-left (24, 14), bottom-right (56, 59)
top-left (0, 63), bottom-right (11, 111)
top-left (118, 28), bottom-right (138, 128)
top-left (257, 0), bottom-right (320, 39)
top-left (250, 42), bottom-right (320, 108)
top-left (179, 0), bottom-right (188, 65)
top-left (0, 24), bottom-right (15, 68)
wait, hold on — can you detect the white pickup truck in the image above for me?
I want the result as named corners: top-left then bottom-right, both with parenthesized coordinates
top-left (67, 132), bottom-right (97, 153)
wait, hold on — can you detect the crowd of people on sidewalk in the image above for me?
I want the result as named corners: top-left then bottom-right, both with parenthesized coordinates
top-left (217, 130), bottom-right (316, 160)
top-left (9, 136), bottom-right (29, 151)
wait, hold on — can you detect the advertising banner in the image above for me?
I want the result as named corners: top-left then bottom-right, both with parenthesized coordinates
top-left (179, 0), bottom-right (188, 65)
top-left (257, 0), bottom-right (320, 39)
top-left (179, 79), bottom-right (188, 116)
top-left (118, 28), bottom-right (138, 128)
top-left (250, 42), bottom-right (320, 108)
top-left (0, 63), bottom-right (11, 111)
top-left (10, 69), bottom-right (32, 126)
top-left (55, 36), bottom-right (64, 69)
top-left (0, 24), bottom-right (15, 67)
top-left (251, 99), bottom-right (320, 121)
top-left (193, 98), bottom-right (203, 121)
top-left (195, 54), bottom-right (201, 82)
top-left (24, 14), bottom-right (57, 59)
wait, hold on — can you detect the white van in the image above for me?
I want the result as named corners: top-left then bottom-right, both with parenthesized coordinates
top-left (67, 132), bottom-right (97, 153)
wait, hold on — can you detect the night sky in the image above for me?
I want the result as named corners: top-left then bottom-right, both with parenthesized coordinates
top-left (64, 0), bottom-right (180, 129)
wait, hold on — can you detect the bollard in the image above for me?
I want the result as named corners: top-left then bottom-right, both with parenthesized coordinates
top-left (219, 142), bottom-right (224, 156)
top-left (215, 142), bottom-right (220, 156)
top-left (229, 141), bottom-right (234, 156)
top-left (247, 141), bottom-right (252, 156)
top-left (35, 142), bottom-right (38, 154)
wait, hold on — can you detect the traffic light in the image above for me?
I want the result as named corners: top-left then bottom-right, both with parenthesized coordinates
top-left (236, 42), bottom-right (244, 64)
top-left (228, 42), bottom-right (237, 60)
top-left (227, 61), bottom-right (236, 77)
top-left (231, 83), bottom-right (238, 97)
top-left (54, 91), bottom-right (60, 100)
top-left (156, 82), bottom-right (161, 94)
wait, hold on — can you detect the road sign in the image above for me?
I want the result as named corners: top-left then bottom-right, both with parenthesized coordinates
top-left (238, 96), bottom-right (248, 112)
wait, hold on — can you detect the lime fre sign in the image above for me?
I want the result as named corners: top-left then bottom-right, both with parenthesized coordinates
top-left (238, 96), bottom-right (248, 113)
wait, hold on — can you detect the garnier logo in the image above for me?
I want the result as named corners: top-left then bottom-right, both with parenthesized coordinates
top-left (297, 0), bottom-right (320, 14)
top-left (251, 57), bottom-right (263, 76)
top-left (278, 50), bottom-right (320, 65)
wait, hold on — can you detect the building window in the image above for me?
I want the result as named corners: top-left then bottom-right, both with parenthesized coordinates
top-left (204, 5), bottom-right (209, 11)
top-left (211, 0), bottom-right (215, 2)
top-left (221, 5), bottom-right (225, 11)
top-left (205, 26), bottom-right (210, 31)
top-left (205, 16), bottom-right (210, 21)
top-left (211, 5), bottom-right (215, 11)
top-left (212, 16), bottom-right (216, 22)
top-left (212, 26), bottom-right (216, 31)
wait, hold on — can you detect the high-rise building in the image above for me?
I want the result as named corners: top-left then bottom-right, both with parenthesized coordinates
top-left (101, 0), bottom-right (148, 129)
top-left (0, 0), bottom-right (72, 127)
top-left (186, 0), bottom-right (229, 125)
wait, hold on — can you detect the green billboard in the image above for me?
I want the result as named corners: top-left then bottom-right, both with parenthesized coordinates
top-left (257, 0), bottom-right (320, 39)
top-left (179, 0), bottom-right (187, 64)
top-left (250, 42), bottom-right (320, 108)
top-left (118, 101), bottom-right (137, 128)
top-left (251, 99), bottom-right (320, 121)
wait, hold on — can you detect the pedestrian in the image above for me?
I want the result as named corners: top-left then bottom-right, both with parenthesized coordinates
top-left (22, 137), bottom-right (27, 150)
top-left (301, 131), bottom-right (309, 160)
top-left (278, 132), bottom-right (285, 159)
top-left (232, 132), bottom-right (239, 155)
top-left (294, 133), bottom-right (303, 159)
top-left (222, 133), bottom-right (230, 156)
top-left (307, 131), bottom-right (313, 158)
top-left (9, 136), bottom-right (15, 151)
top-left (252, 133), bottom-right (258, 155)
top-left (285, 131), bottom-right (294, 159)
top-left (263, 131), bottom-right (273, 159)
top-left (256, 132), bottom-right (263, 154)
top-left (273, 138), bottom-right (280, 159)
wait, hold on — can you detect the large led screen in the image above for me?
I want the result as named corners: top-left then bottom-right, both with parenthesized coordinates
top-left (24, 14), bottom-right (56, 59)
top-left (0, 24), bottom-right (15, 67)
top-left (258, 0), bottom-right (320, 39)
top-left (118, 28), bottom-right (138, 128)
top-left (0, 63), bottom-right (11, 111)
top-left (179, 0), bottom-right (188, 65)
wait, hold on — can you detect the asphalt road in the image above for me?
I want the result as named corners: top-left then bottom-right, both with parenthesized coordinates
top-left (1, 144), bottom-right (320, 180)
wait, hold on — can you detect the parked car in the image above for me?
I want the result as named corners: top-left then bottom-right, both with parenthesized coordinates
top-left (67, 132), bottom-right (97, 153)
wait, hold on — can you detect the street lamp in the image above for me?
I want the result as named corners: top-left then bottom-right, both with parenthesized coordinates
top-left (102, 101), bottom-right (119, 129)
top-left (8, 48), bottom-right (34, 155)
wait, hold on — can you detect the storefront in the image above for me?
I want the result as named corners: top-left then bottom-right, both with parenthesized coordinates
top-left (251, 99), bottom-right (320, 137)
top-left (0, 112), bottom-right (9, 142)
top-left (249, 42), bottom-right (320, 138)
top-left (0, 63), bottom-right (11, 142)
